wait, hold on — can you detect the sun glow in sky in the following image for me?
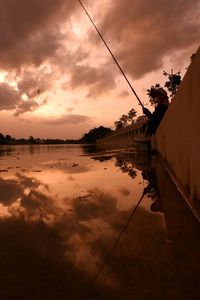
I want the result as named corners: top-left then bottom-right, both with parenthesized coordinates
top-left (0, 0), bottom-right (199, 139)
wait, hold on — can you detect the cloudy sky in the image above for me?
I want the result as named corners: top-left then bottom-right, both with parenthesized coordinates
top-left (0, 0), bottom-right (199, 139)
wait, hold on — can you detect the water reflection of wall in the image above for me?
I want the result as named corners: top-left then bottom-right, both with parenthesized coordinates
top-left (86, 147), bottom-right (200, 300)
top-left (155, 159), bottom-right (200, 300)
top-left (115, 151), bottom-right (200, 299)
top-left (91, 150), bottom-right (163, 214)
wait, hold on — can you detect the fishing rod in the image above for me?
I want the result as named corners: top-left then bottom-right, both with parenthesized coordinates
top-left (78, 0), bottom-right (144, 109)
top-left (90, 190), bottom-right (146, 287)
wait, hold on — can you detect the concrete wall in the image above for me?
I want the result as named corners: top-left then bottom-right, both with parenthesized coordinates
top-left (154, 46), bottom-right (200, 213)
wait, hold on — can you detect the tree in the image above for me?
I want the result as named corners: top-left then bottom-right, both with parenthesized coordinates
top-left (114, 108), bottom-right (137, 130)
top-left (5, 134), bottom-right (12, 140)
top-left (128, 108), bottom-right (137, 124)
top-left (0, 133), bottom-right (5, 144)
top-left (163, 70), bottom-right (181, 97)
top-left (114, 120), bottom-right (123, 130)
top-left (29, 136), bottom-right (35, 144)
top-left (119, 114), bottom-right (129, 127)
top-left (82, 126), bottom-right (113, 143)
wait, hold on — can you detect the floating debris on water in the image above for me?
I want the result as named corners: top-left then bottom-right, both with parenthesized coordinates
top-left (71, 163), bottom-right (79, 167)
top-left (75, 194), bottom-right (91, 201)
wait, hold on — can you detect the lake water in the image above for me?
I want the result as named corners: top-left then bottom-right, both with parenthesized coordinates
top-left (0, 144), bottom-right (200, 299)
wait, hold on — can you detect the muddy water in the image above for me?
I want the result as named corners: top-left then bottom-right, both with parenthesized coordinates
top-left (0, 144), bottom-right (200, 299)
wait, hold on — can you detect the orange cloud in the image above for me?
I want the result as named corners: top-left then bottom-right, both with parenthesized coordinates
top-left (42, 114), bottom-right (92, 126)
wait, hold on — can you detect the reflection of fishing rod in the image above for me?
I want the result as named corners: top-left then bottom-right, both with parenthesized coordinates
top-left (78, 0), bottom-right (144, 109)
top-left (90, 190), bottom-right (146, 287)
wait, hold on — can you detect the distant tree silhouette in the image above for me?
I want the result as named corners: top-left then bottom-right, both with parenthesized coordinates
top-left (0, 133), bottom-right (5, 144)
top-left (114, 120), bottom-right (123, 130)
top-left (128, 108), bottom-right (137, 124)
top-left (114, 108), bottom-right (137, 130)
top-left (82, 126), bottom-right (113, 143)
top-left (29, 136), bottom-right (35, 144)
top-left (5, 135), bottom-right (12, 140)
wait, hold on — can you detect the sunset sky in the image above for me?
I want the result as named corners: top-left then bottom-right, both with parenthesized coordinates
top-left (0, 0), bottom-right (199, 139)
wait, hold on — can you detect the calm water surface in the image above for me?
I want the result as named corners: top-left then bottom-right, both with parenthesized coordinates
top-left (0, 144), bottom-right (200, 299)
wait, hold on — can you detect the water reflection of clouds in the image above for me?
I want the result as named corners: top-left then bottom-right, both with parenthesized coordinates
top-left (0, 177), bottom-right (23, 205)
top-left (0, 173), bottom-right (136, 283)
top-left (73, 189), bottom-right (121, 221)
top-left (16, 173), bottom-right (44, 189)
top-left (0, 147), bottom-right (172, 298)
top-left (59, 188), bottom-right (131, 274)
top-left (0, 173), bottom-right (139, 269)
top-left (20, 190), bottom-right (56, 222)
top-left (0, 175), bottom-right (51, 220)
top-left (118, 187), bottom-right (130, 196)
top-left (68, 175), bottom-right (75, 181)
top-left (0, 173), bottom-right (128, 243)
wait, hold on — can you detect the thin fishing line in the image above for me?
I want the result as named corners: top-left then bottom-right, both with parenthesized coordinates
top-left (90, 191), bottom-right (145, 287)
top-left (78, 0), bottom-right (144, 108)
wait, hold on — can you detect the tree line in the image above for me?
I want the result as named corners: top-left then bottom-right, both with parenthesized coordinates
top-left (0, 133), bottom-right (82, 145)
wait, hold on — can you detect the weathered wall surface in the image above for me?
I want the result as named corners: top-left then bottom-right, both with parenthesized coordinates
top-left (154, 46), bottom-right (200, 213)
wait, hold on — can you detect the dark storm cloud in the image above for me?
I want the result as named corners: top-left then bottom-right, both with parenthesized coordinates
top-left (0, 0), bottom-right (78, 115)
top-left (0, 0), bottom-right (77, 70)
top-left (69, 63), bottom-right (116, 97)
top-left (0, 83), bottom-right (21, 110)
top-left (1, 0), bottom-right (198, 112)
top-left (99, 0), bottom-right (200, 78)
top-left (0, 82), bottom-right (45, 116)
top-left (118, 90), bottom-right (129, 98)
top-left (16, 68), bottom-right (54, 99)
top-left (4, 67), bottom-right (53, 115)
top-left (43, 114), bottom-right (92, 126)
top-left (14, 99), bottom-right (40, 116)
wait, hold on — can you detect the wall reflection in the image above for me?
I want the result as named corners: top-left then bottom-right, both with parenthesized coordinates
top-left (91, 149), bottom-right (162, 214)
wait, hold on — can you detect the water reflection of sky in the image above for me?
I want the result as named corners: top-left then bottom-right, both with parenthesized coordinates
top-left (0, 145), bottom-right (160, 213)
top-left (0, 145), bottom-right (186, 299)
